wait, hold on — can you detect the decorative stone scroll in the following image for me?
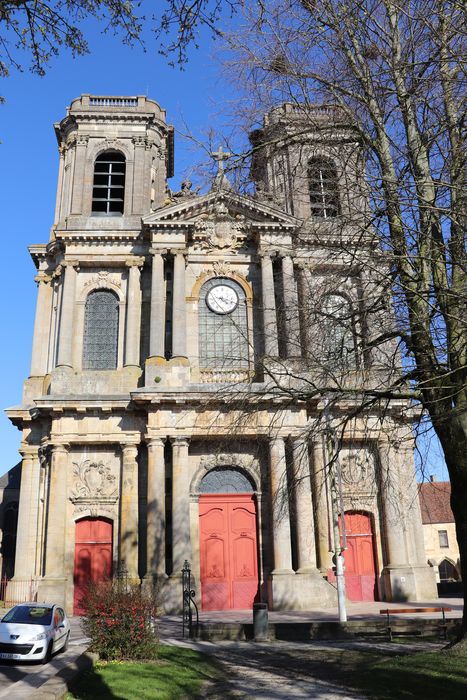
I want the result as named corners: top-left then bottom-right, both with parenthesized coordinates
top-left (70, 459), bottom-right (119, 512)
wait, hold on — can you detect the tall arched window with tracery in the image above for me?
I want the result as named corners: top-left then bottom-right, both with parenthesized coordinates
top-left (320, 293), bottom-right (357, 370)
top-left (83, 290), bottom-right (119, 369)
top-left (199, 278), bottom-right (249, 372)
top-left (92, 151), bottom-right (126, 216)
top-left (308, 157), bottom-right (340, 218)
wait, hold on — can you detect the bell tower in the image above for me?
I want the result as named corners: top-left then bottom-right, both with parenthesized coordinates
top-left (52, 94), bottom-right (174, 234)
top-left (250, 102), bottom-right (366, 224)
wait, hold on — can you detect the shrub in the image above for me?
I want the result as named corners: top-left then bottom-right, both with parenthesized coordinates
top-left (82, 581), bottom-right (159, 661)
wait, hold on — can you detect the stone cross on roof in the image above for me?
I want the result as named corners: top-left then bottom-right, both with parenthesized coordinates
top-left (211, 145), bottom-right (232, 174)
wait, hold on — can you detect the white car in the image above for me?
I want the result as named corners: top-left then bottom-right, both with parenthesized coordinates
top-left (0, 603), bottom-right (70, 662)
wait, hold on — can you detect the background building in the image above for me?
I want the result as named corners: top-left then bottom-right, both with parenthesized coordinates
top-left (5, 95), bottom-right (436, 613)
top-left (419, 478), bottom-right (462, 594)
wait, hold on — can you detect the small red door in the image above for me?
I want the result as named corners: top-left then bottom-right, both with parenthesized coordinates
top-left (341, 512), bottom-right (377, 602)
top-left (73, 518), bottom-right (113, 615)
top-left (199, 494), bottom-right (259, 611)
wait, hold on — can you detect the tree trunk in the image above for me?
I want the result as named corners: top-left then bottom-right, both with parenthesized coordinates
top-left (431, 409), bottom-right (467, 642)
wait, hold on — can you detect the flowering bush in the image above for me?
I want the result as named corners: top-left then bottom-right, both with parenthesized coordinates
top-left (82, 581), bottom-right (158, 660)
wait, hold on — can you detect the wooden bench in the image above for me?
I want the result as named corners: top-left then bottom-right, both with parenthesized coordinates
top-left (379, 607), bottom-right (453, 641)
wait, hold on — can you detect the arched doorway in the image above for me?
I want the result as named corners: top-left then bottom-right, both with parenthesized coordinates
top-left (73, 517), bottom-right (113, 615)
top-left (198, 467), bottom-right (259, 611)
top-left (341, 511), bottom-right (377, 601)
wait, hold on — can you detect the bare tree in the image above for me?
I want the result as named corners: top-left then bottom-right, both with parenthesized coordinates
top-left (156, 0), bottom-right (466, 640)
top-left (231, 0), bottom-right (467, 641)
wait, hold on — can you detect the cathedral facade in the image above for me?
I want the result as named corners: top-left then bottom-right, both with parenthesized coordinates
top-left (6, 95), bottom-right (436, 614)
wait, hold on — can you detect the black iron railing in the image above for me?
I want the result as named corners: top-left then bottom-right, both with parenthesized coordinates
top-left (182, 561), bottom-right (199, 638)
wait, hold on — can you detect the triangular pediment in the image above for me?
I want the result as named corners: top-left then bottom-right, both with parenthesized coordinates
top-left (142, 189), bottom-right (299, 230)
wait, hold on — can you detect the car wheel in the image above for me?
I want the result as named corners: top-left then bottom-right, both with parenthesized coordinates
top-left (61, 632), bottom-right (70, 653)
top-left (42, 641), bottom-right (53, 664)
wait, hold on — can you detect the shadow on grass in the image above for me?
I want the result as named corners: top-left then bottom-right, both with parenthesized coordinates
top-left (67, 645), bottom-right (222, 700)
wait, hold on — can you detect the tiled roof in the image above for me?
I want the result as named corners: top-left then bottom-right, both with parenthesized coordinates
top-left (418, 481), bottom-right (454, 524)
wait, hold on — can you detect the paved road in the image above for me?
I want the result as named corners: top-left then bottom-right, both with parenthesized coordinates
top-left (0, 617), bottom-right (88, 699)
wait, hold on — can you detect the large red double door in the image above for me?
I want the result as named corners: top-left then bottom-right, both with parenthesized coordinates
top-left (73, 518), bottom-right (113, 615)
top-left (341, 512), bottom-right (377, 601)
top-left (199, 494), bottom-right (259, 611)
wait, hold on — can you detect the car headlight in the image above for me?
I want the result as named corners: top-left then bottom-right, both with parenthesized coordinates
top-left (30, 632), bottom-right (48, 641)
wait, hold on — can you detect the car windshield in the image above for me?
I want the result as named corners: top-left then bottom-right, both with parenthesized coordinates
top-left (1, 606), bottom-right (53, 625)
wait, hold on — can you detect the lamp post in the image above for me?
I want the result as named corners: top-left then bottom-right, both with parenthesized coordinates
top-left (323, 399), bottom-right (347, 623)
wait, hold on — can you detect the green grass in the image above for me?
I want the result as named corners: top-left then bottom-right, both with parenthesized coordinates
top-left (66, 645), bottom-right (222, 699)
top-left (346, 649), bottom-right (467, 700)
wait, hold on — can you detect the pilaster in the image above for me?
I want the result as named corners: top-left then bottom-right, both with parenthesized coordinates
top-left (124, 257), bottom-right (144, 367)
top-left (120, 443), bottom-right (139, 580)
top-left (56, 262), bottom-right (78, 368)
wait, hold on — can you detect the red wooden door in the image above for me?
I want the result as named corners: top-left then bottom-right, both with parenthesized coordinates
top-left (199, 494), bottom-right (259, 611)
top-left (73, 518), bottom-right (113, 615)
top-left (341, 512), bottom-right (377, 601)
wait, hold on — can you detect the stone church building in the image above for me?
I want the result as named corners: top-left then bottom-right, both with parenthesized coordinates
top-left (6, 95), bottom-right (436, 614)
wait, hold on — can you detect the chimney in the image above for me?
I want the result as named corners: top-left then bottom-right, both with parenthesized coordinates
top-left (430, 474), bottom-right (437, 482)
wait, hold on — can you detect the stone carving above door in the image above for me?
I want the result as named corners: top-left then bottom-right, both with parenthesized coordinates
top-left (70, 459), bottom-right (118, 506)
top-left (340, 448), bottom-right (375, 492)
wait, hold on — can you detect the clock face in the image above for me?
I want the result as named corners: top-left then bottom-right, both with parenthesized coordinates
top-left (206, 285), bottom-right (239, 314)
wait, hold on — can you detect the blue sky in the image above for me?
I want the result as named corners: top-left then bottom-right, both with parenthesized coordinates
top-left (0, 14), bottom-right (448, 481)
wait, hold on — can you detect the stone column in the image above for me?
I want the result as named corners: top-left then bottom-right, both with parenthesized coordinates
top-left (44, 445), bottom-right (68, 577)
top-left (30, 274), bottom-right (53, 376)
top-left (56, 262), bottom-right (78, 368)
top-left (13, 448), bottom-right (41, 578)
top-left (260, 253), bottom-right (279, 356)
top-left (379, 441), bottom-right (409, 567)
top-left (132, 136), bottom-right (146, 214)
top-left (312, 440), bottom-right (332, 571)
top-left (124, 258), bottom-right (143, 367)
top-left (171, 251), bottom-right (187, 358)
top-left (146, 438), bottom-right (166, 577)
top-left (292, 439), bottom-right (318, 572)
top-left (269, 437), bottom-right (293, 573)
top-left (282, 256), bottom-right (301, 358)
top-left (70, 135), bottom-right (88, 214)
top-left (149, 250), bottom-right (166, 358)
top-left (120, 444), bottom-right (139, 580)
top-left (171, 437), bottom-right (191, 573)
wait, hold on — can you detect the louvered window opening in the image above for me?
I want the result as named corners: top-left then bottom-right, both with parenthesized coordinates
top-left (92, 151), bottom-right (126, 216)
top-left (199, 467), bottom-right (255, 493)
top-left (199, 278), bottom-right (249, 370)
top-left (308, 158), bottom-right (340, 218)
top-left (83, 291), bottom-right (119, 369)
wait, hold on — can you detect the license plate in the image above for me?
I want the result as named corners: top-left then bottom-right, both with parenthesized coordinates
top-left (0, 653), bottom-right (22, 660)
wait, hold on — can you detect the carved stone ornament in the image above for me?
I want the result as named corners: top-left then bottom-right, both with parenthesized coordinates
top-left (83, 271), bottom-right (122, 291)
top-left (192, 200), bottom-right (252, 251)
top-left (340, 449), bottom-right (374, 488)
top-left (70, 459), bottom-right (118, 504)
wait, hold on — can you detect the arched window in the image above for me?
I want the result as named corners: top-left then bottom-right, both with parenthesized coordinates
top-left (320, 294), bottom-right (357, 370)
top-left (92, 151), bottom-right (126, 216)
top-left (199, 278), bottom-right (249, 370)
top-left (199, 467), bottom-right (255, 493)
top-left (83, 290), bottom-right (119, 369)
top-left (438, 559), bottom-right (459, 581)
top-left (308, 157), bottom-right (340, 218)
